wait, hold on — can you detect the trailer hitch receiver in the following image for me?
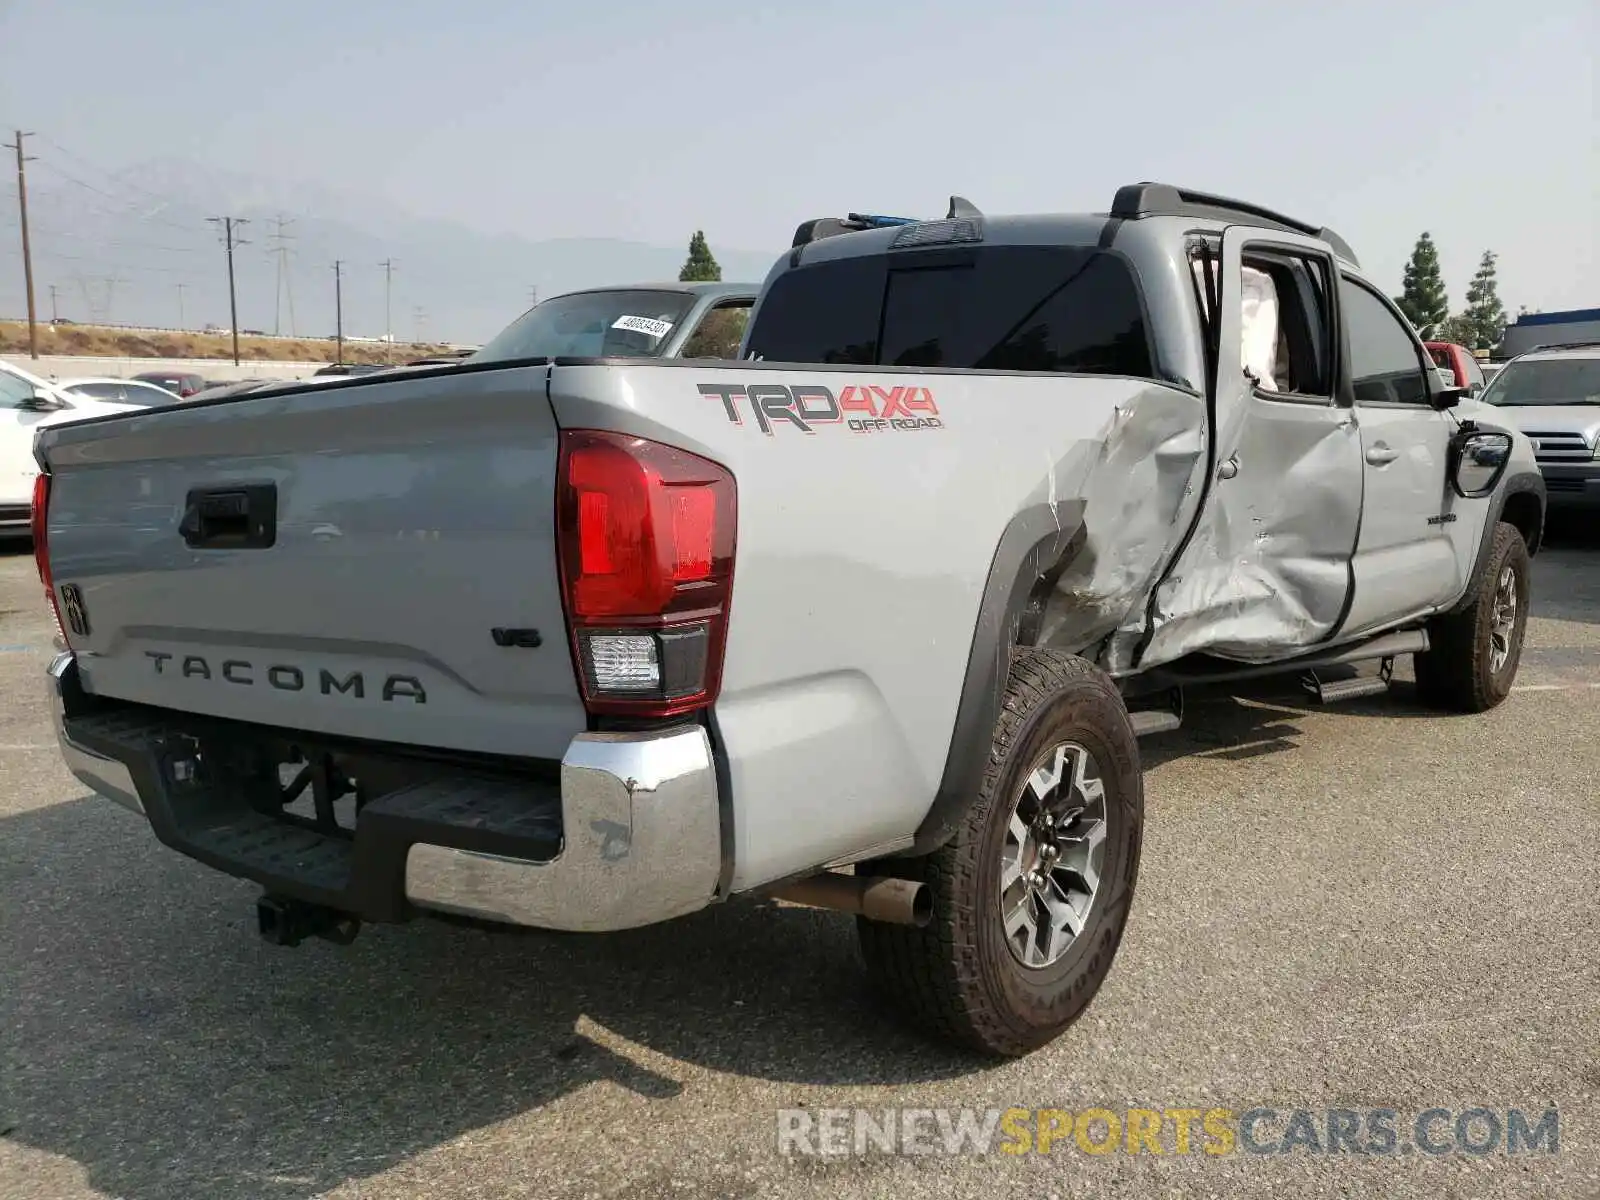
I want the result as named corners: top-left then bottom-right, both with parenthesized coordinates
top-left (256, 894), bottom-right (362, 947)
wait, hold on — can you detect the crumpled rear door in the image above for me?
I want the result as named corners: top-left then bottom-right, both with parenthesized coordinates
top-left (1135, 225), bottom-right (1365, 667)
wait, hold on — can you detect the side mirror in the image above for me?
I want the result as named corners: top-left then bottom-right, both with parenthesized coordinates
top-left (17, 390), bottom-right (63, 411)
top-left (1448, 427), bottom-right (1512, 498)
top-left (1431, 383), bottom-right (1469, 410)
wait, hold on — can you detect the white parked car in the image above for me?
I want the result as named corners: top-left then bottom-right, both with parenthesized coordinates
top-left (2, 361), bottom-right (151, 539)
top-left (56, 377), bottom-right (189, 408)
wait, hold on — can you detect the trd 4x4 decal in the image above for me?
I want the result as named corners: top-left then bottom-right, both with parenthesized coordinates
top-left (699, 382), bottom-right (944, 436)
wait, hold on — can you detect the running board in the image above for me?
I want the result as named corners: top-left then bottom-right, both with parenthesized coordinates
top-left (1130, 628), bottom-right (1429, 694)
top-left (1300, 662), bottom-right (1393, 704)
top-left (1129, 709), bottom-right (1183, 737)
top-left (1128, 687), bottom-right (1184, 738)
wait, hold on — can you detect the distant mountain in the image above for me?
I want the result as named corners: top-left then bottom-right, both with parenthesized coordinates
top-left (3, 157), bottom-right (782, 344)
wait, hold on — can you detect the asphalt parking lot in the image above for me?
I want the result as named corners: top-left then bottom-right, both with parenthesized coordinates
top-left (1, 526), bottom-right (1595, 1200)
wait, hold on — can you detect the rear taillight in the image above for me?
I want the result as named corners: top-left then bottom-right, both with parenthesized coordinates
top-left (31, 472), bottom-right (66, 643)
top-left (556, 429), bottom-right (736, 718)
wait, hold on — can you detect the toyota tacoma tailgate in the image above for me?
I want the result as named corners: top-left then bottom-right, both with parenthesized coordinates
top-left (34, 364), bottom-right (587, 759)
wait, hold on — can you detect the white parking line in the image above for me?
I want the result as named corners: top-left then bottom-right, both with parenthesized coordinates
top-left (1514, 683), bottom-right (1600, 692)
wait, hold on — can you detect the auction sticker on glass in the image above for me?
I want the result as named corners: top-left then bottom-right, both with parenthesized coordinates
top-left (612, 315), bottom-right (674, 339)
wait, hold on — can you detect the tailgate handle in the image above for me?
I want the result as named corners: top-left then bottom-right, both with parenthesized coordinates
top-left (180, 485), bottom-right (277, 549)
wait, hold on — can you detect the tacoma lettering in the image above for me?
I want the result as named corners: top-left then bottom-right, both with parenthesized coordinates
top-left (143, 651), bottom-right (425, 704)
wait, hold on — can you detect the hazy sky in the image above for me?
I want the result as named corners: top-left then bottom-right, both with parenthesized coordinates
top-left (0, 0), bottom-right (1595, 311)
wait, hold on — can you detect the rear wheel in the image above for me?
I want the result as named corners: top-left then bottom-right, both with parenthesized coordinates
top-left (1414, 521), bottom-right (1531, 712)
top-left (856, 650), bottom-right (1143, 1057)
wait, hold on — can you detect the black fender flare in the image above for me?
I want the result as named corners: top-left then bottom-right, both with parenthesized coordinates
top-left (908, 500), bottom-right (1088, 855)
top-left (1443, 468), bottom-right (1545, 617)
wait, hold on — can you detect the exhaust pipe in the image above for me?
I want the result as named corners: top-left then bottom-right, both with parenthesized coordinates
top-left (765, 871), bottom-right (932, 927)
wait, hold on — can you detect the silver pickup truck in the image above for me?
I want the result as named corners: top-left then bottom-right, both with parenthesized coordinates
top-left (34, 183), bottom-right (1545, 1058)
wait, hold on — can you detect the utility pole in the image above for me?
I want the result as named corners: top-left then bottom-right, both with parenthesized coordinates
top-left (175, 282), bottom-right (187, 329)
top-left (379, 258), bottom-right (396, 362)
top-left (527, 285), bottom-right (539, 308)
top-left (413, 305), bottom-right (427, 345)
top-left (332, 260), bottom-right (344, 365)
top-left (48, 283), bottom-right (59, 323)
top-left (5, 130), bottom-right (39, 359)
top-left (268, 214), bottom-right (296, 336)
top-left (208, 216), bottom-right (248, 365)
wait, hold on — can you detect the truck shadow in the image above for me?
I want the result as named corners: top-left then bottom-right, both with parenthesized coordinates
top-left (0, 799), bottom-right (978, 1200)
top-left (1134, 670), bottom-right (1526, 770)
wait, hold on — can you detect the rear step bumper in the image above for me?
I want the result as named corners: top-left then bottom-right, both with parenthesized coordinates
top-left (47, 651), bottom-right (723, 933)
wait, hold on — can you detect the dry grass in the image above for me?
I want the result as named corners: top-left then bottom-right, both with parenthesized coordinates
top-left (0, 321), bottom-right (452, 364)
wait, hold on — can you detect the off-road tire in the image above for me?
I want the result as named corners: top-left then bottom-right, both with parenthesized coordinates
top-left (1414, 521), bottom-right (1531, 713)
top-left (855, 649), bottom-right (1143, 1058)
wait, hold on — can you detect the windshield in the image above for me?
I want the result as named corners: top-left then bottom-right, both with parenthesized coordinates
top-left (470, 289), bottom-right (696, 364)
top-left (1480, 358), bottom-right (1600, 406)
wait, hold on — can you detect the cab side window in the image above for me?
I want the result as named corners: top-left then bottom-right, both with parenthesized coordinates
top-left (1341, 279), bottom-right (1430, 405)
top-left (1189, 246), bottom-right (1334, 401)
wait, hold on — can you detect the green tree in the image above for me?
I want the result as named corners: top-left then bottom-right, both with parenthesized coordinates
top-left (1438, 313), bottom-right (1477, 346)
top-left (1394, 233), bottom-right (1450, 338)
top-left (678, 231), bottom-right (722, 282)
top-left (1463, 250), bottom-right (1507, 351)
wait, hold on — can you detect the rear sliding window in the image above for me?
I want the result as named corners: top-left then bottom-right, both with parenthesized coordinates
top-left (744, 245), bottom-right (1154, 378)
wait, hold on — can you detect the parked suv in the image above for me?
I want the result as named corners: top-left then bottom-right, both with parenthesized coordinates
top-left (1479, 342), bottom-right (1600, 509)
top-left (34, 183), bottom-right (1543, 1058)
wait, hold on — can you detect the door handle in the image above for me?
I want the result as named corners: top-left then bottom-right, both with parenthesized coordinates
top-left (1365, 444), bottom-right (1398, 466)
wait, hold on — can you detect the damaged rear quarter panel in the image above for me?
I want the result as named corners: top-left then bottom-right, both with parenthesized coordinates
top-left (547, 362), bottom-right (1207, 890)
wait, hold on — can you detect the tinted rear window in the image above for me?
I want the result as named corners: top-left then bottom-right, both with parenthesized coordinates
top-left (745, 245), bottom-right (1154, 378)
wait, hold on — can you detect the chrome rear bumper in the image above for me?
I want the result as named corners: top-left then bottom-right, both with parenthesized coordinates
top-left (403, 727), bottom-right (724, 932)
top-left (47, 651), bottom-right (724, 933)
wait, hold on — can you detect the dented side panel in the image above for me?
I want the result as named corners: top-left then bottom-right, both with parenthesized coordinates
top-left (546, 362), bottom-right (1208, 889)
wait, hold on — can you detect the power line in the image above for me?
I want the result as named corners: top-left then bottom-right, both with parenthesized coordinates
top-left (4, 130), bottom-right (39, 358)
top-left (0, 245), bottom-right (216, 277)
top-left (0, 221), bottom-right (203, 255)
top-left (28, 155), bottom-right (196, 233)
top-left (208, 216), bottom-right (248, 365)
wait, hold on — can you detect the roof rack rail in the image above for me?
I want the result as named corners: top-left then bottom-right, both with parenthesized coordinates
top-left (1528, 340), bottom-right (1600, 353)
top-left (1110, 182), bottom-right (1359, 268)
top-left (791, 196), bottom-right (983, 250)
